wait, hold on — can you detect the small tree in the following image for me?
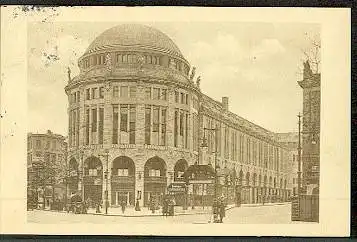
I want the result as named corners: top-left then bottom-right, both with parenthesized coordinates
top-left (31, 154), bottom-right (67, 209)
top-left (300, 33), bottom-right (321, 75)
top-left (296, 33), bottom-right (321, 79)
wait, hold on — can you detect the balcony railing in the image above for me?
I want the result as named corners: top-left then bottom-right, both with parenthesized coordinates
top-left (111, 175), bottom-right (135, 183)
top-left (144, 176), bottom-right (167, 183)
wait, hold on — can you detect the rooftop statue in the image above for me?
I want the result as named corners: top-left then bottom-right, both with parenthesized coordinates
top-left (189, 66), bottom-right (196, 82)
top-left (303, 60), bottom-right (313, 78)
top-left (67, 67), bottom-right (71, 82)
top-left (196, 76), bottom-right (201, 89)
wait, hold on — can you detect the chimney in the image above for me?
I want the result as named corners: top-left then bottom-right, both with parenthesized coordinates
top-left (222, 97), bottom-right (229, 111)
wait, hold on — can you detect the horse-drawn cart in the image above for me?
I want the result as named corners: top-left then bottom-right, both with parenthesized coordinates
top-left (68, 194), bottom-right (87, 214)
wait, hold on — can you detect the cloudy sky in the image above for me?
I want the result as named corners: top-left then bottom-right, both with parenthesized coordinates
top-left (27, 21), bottom-right (320, 136)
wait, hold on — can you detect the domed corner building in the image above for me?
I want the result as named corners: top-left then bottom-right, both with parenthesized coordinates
top-left (65, 24), bottom-right (295, 209)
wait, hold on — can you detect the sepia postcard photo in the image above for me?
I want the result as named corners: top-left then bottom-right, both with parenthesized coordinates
top-left (0, 6), bottom-right (350, 236)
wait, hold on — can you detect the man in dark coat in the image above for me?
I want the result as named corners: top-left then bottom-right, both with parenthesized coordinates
top-left (121, 199), bottom-right (126, 214)
top-left (164, 198), bottom-right (169, 216)
top-left (219, 197), bottom-right (226, 223)
top-left (96, 200), bottom-right (102, 213)
top-left (149, 197), bottom-right (155, 213)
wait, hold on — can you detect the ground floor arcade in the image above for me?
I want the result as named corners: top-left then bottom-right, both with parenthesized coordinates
top-left (66, 154), bottom-right (291, 208)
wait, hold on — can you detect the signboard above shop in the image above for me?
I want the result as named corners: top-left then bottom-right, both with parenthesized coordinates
top-left (167, 183), bottom-right (186, 194)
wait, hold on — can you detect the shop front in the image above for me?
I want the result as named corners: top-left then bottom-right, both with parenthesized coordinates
top-left (143, 156), bottom-right (167, 207)
top-left (83, 176), bottom-right (103, 204)
top-left (83, 156), bottom-right (103, 204)
top-left (111, 156), bottom-right (136, 207)
top-left (183, 163), bottom-right (216, 207)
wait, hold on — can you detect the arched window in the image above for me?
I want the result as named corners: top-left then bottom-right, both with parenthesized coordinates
top-left (100, 55), bottom-right (104, 65)
top-left (112, 156), bottom-right (135, 177)
top-left (132, 54), bottom-right (136, 63)
top-left (144, 156), bottom-right (167, 177)
top-left (177, 61), bottom-right (182, 71)
top-left (117, 54), bottom-right (122, 63)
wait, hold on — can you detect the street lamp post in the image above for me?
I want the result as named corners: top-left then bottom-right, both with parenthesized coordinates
top-left (64, 169), bottom-right (69, 209)
top-left (101, 149), bottom-right (110, 215)
top-left (79, 150), bottom-right (85, 200)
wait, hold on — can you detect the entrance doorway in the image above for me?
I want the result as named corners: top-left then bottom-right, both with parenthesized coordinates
top-left (115, 192), bottom-right (130, 205)
top-left (111, 156), bottom-right (136, 207)
top-left (145, 191), bottom-right (163, 208)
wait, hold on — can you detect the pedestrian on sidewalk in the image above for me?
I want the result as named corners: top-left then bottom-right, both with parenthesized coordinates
top-left (135, 199), bottom-right (141, 211)
top-left (210, 198), bottom-right (220, 223)
top-left (149, 197), bottom-right (155, 214)
top-left (169, 198), bottom-right (175, 216)
top-left (86, 197), bottom-right (92, 209)
top-left (121, 200), bottom-right (126, 214)
top-left (96, 201), bottom-right (102, 213)
top-left (162, 198), bottom-right (168, 217)
top-left (219, 196), bottom-right (226, 223)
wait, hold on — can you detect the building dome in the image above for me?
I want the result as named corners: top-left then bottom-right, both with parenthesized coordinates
top-left (84, 24), bottom-right (184, 58)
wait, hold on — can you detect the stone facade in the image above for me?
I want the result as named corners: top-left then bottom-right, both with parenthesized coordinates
top-left (65, 24), bottom-right (295, 207)
top-left (298, 61), bottom-right (320, 194)
top-left (275, 132), bottom-right (299, 196)
top-left (27, 130), bottom-right (68, 208)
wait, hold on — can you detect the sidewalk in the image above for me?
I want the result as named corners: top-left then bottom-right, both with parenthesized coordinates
top-left (33, 202), bottom-right (290, 217)
top-left (241, 202), bottom-right (291, 208)
top-left (87, 204), bottom-right (237, 217)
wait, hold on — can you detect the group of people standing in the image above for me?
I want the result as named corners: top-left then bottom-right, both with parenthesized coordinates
top-left (162, 197), bottom-right (176, 216)
top-left (211, 196), bottom-right (226, 223)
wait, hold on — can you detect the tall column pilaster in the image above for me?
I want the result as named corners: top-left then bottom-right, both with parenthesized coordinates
top-left (168, 171), bottom-right (174, 186)
top-left (135, 169), bottom-right (145, 207)
top-left (167, 86), bottom-right (175, 147)
top-left (103, 81), bottom-right (112, 148)
top-left (78, 86), bottom-right (85, 147)
top-left (136, 81), bottom-right (146, 145)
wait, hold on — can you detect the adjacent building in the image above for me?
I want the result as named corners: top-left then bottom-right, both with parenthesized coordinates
top-left (64, 24), bottom-right (296, 208)
top-left (298, 61), bottom-right (320, 195)
top-left (275, 132), bottom-right (299, 196)
top-left (27, 130), bottom-right (68, 208)
top-left (291, 60), bottom-right (320, 222)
